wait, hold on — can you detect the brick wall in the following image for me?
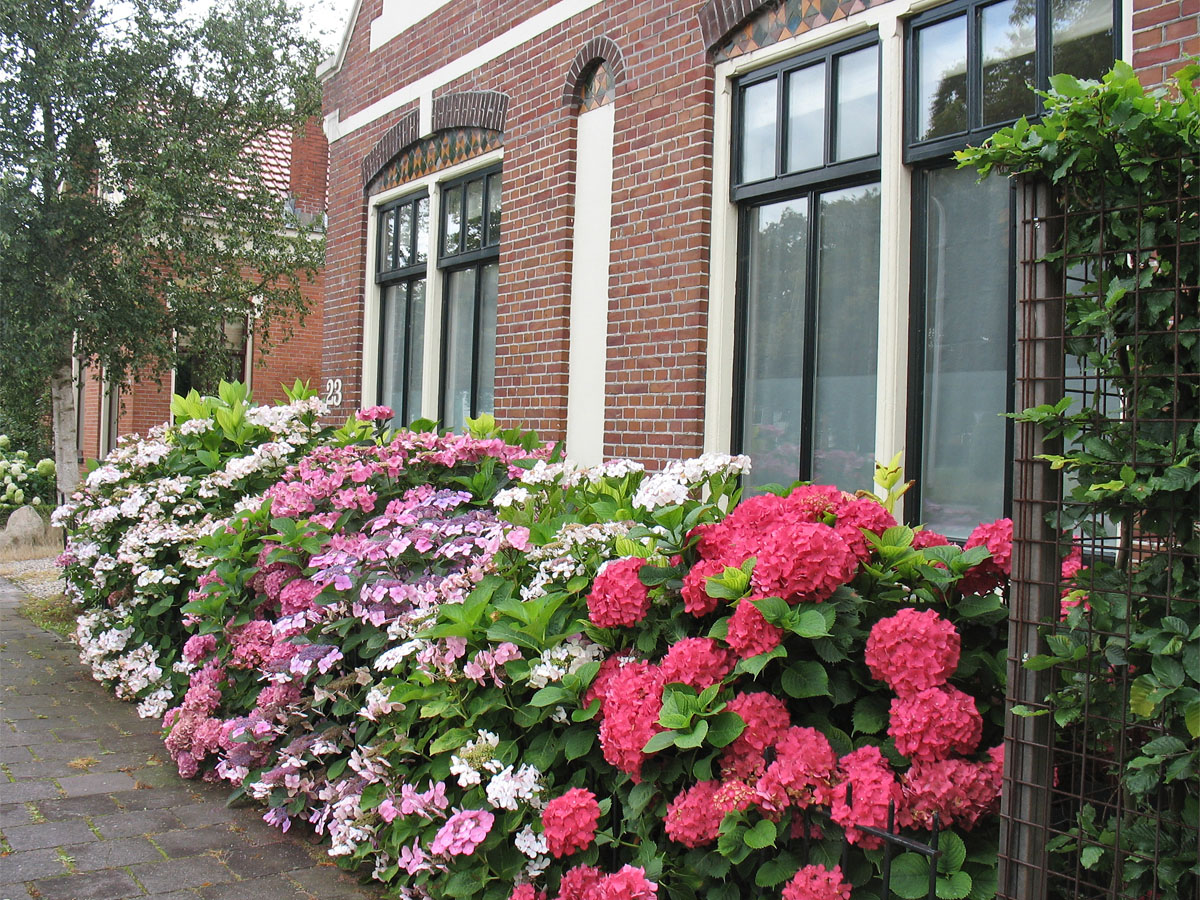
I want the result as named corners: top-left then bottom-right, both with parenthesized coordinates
top-left (1132, 0), bottom-right (1198, 88)
top-left (322, 0), bottom-right (1194, 466)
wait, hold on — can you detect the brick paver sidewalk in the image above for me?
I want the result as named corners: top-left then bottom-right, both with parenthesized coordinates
top-left (0, 579), bottom-right (377, 900)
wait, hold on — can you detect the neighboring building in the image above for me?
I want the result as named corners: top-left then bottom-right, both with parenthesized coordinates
top-left (317, 0), bottom-right (1196, 537)
top-left (76, 120), bottom-right (329, 462)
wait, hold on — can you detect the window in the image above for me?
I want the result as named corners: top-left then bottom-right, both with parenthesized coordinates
top-left (905, 0), bottom-right (1117, 536)
top-left (174, 319), bottom-right (249, 397)
top-left (438, 166), bottom-right (501, 432)
top-left (906, 0), bottom-right (1117, 161)
top-left (732, 35), bottom-right (882, 492)
top-left (376, 191), bottom-right (429, 424)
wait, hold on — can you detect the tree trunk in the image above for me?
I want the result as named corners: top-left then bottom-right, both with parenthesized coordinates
top-left (49, 356), bottom-right (81, 499)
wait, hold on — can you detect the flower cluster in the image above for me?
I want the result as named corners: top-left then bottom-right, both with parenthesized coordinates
top-left (0, 436), bottom-right (55, 512)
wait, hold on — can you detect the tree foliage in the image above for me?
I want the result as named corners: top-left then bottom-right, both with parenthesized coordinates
top-left (0, 0), bottom-right (324, 490)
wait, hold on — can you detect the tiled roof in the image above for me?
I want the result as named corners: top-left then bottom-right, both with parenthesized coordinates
top-left (248, 128), bottom-right (293, 199)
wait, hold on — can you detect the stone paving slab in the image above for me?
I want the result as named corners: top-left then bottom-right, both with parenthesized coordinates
top-left (0, 580), bottom-right (379, 900)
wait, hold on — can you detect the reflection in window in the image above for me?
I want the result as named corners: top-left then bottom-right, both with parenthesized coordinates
top-left (741, 78), bottom-right (778, 183)
top-left (916, 16), bottom-right (968, 141)
top-left (376, 191), bottom-right (429, 425)
top-left (981, 0), bottom-right (1037, 126)
top-left (834, 45), bottom-right (879, 161)
top-left (1052, 0), bottom-right (1113, 80)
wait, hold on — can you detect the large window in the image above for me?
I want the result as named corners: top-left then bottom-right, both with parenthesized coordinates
top-left (905, 0), bottom-right (1116, 536)
top-left (732, 35), bottom-right (882, 492)
top-left (376, 191), bottom-right (429, 424)
top-left (438, 166), bottom-right (501, 432)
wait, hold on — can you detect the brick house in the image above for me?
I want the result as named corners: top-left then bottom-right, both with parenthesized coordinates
top-left (317, 0), bottom-right (1196, 538)
top-left (76, 120), bottom-right (329, 462)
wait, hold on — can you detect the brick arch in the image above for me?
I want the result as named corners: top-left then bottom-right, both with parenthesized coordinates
top-left (696, 0), bottom-right (778, 51)
top-left (361, 91), bottom-right (509, 190)
top-left (562, 35), bottom-right (627, 108)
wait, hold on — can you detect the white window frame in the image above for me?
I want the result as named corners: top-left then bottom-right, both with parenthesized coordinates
top-left (362, 149), bottom-right (503, 422)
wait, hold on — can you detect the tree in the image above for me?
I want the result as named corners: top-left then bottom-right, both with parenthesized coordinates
top-left (0, 0), bottom-right (324, 496)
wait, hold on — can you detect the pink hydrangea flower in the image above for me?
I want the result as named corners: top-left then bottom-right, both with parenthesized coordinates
top-left (182, 634), bottom-right (216, 665)
top-left (958, 517), bottom-right (1013, 596)
top-left (597, 661), bottom-right (664, 781)
top-left (832, 496), bottom-right (896, 561)
top-left (898, 751), bottom-right (1003, 831)
top-left (358, 405), bottom-right (394, 421)
top-left (664, 780), bottom-right (724, 848)
top-left (749, 521), bottom-right (858, 604)
top-left (756, 726), bottom-right (837, 811)
top-left (430, 808), bottom-right (494, 857)
top-left (680, 557), bottom-right (725, 616)
top-left (724, 600), bottom-right (784, 660)
top-left (889, 685), bottom-right (983, 762)
top-left (587, 557), bottom-right (651, 628)
top-left (830, 745), bottom-right (902, 849)
top-left (865, 608), bottom-right (961, 696)
top-left (542, 788), bottom-right (601, 857)
top-left (781, 865), bottom-right (852, 900)
top-left (510, 886), bottom-right (547, 900)
top-left (659, 638), bottom-right (734, 691)
top-left (556, 865), bottom-right (604, 900)
top-left (590, 866), bottom-right (658, 900)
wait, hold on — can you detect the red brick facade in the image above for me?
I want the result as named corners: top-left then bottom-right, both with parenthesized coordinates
top-left (320, 0), bottom-right (1194, 466)
top-left (80, 122), bottom-right (329, 461)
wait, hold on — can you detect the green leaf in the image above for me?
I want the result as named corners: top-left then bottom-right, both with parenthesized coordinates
top-left (706, 711), bottom-right (746, 748)
top-left (936, 871), bottom-right (973, 899)
top-left (937, 831), bottom-right (967, 873)
top-left (1184, 697), bottom-right (1200, 739)
top-left (1080, 845), bottom-right (1104, 869)
top-left (564, 728), bottom-right (595, 761)
top-left (890, 853), bottom-right (932, 899)
top-left (852, 695), bottom-right (889, 735)
top-left (1141, 735), bottom-right (1186, 757)
top-left (530, 686), bottom-right (572, 708)
top-left (791, 608), bottom-right (831, 638)
top-left (642, 730), bottom-right (678, 754)
top-left (781, 660), bottom-right (829, 698)
top-left (428, 728), bottom-right (473, 755)
top-left (675, 719), bottom-right (709, 749)
top-left (626, 781), bottom-right (656, 816)
top-left (742, 819), bottom-right (777, 849)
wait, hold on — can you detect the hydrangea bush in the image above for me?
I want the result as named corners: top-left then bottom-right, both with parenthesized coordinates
top-left (0, 433), bottom-right (56, 517)
top-left (62, 400), bottom-right (1019, 898)
top-left (54, 381), bottom-right (330, 717)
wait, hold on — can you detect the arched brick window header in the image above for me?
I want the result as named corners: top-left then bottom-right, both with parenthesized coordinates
top-left (697, 0), bottom-right (777, 51)
top-left (562, 35), bottom-right (626, 108)
top-left (361, 91), bottom-right (508, 189)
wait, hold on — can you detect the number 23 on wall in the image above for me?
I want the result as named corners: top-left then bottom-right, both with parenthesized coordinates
top-left (324, 378), bottom-right (343, 407)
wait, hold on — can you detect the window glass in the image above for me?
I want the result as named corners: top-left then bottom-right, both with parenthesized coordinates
top-left (812, 184), bottom-right (880, 490)
top-left (443, 268), bottom-right (477, 432)
top-left (916, 16), bottom-right (968, 141)
top-left (415, 197), bottom-right (429, 264)
top-left (379, 283), bottom-right (407, 417)
top-left (834, 45), bottom-right (879, 161)
top-left (464, 178), bottom-right (484, 252)
top-left (786, 63), bottom-right (825, 172)
top-left (442, 185), bottom-right (462, 255)
top-left (981, 0), bottom-right (1038, 126)
top-left (476, 263), bottom-right (499, 417)
top-left (381, 208), bottom-right (396, 270)
top-left (919, 166), bottom-right (1010, 537)
top-left (741, 78), bottom-right (778, 183)
top-left (486, 174), bottom-right (501, 246)
top-left (407, 280), bottom-right (426, 420)
top-left (396, 202), bottom-right (413, 268)
top-left (742, 197), bottom-right (809, 490)
top-left (1052, 0), bottom-right (1113, 80)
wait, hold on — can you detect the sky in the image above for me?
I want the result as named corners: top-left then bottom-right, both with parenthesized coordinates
top-left (296, 0), bottom-right (354, 56)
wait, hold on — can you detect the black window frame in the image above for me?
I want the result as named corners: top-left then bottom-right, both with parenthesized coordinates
top-left (732, 30), bottom-right (883, 203)
top-left (903, 0), bottom-right (1117, 535)
top-left (904, 0), bottom-right (1122, 163)
top-left (375, 189), bottom-right (429, 424)
top-left (730, 31), bottom-right (884, 487)
top-left (437, 164), bottom-right (501, 426)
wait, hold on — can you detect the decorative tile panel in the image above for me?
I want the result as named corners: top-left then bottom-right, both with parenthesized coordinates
top-left (371, 128), bottom-right (504, 194)
top-left (714, 0), bottom-right (881, 62)
top-left (579, 61), bottom-right (616, 112)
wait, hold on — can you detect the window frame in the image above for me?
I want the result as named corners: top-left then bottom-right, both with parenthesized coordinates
top-left (731, 30), bottom-right (883, 203)
top-left (374, 189), bottom-right (429, 424)
top-left (436, 164), bottom-right (502, 426)
top-left (729, 31), bottom-right (884, 487)
top-left (904, 0), bottom-right (1122, 163)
